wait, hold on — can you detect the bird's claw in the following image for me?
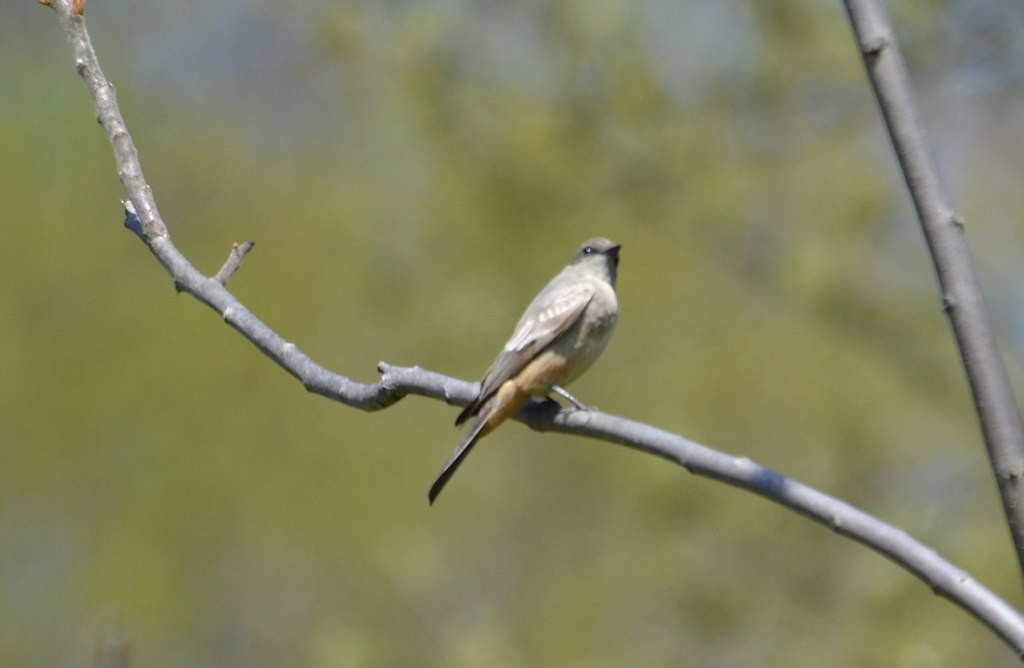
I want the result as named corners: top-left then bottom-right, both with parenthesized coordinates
top-left (550, 384), bottom-right (594, 411)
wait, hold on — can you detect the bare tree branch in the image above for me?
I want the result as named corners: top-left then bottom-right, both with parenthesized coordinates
top-left (842, 0), bottom-right (1024, 581)
top-left (40, 0), bottom-right (1024, 655)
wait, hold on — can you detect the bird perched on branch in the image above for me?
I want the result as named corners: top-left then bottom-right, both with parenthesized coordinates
top-left (429, 237), bottom-right (622, 503)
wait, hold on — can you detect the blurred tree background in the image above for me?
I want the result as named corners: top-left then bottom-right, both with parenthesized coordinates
top-left (3, 0), bottom-right (1024, 665)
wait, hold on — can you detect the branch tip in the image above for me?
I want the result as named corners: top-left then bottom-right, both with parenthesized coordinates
top-left (213, 241), bottom-right (256, 286)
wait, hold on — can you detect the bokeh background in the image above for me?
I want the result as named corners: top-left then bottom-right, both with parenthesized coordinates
top-left (4, 0), bottom-right (1024, 665)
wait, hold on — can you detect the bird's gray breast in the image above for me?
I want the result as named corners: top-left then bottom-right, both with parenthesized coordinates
top-left (556, 279), bottom-right (618, 383)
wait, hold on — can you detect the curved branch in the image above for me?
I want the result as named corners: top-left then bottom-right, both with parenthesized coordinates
top-left (42, 0), bottom-right (1024, 655)
top-left (843, 0), bottom-right (1024, 579)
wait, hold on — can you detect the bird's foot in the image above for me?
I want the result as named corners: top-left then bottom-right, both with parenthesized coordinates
top-left (550, 384), bottom-right (595, 412)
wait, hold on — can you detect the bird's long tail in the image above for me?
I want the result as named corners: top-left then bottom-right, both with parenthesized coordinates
top-left (428, 417), bottom-right (488, 504)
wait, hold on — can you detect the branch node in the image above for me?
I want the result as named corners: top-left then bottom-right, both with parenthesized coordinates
top-left (1001, 467), bottom-right (1024, 484)
top-left (121, 200), bottom-right (144, 238)
top-left (951, 214), bottom-right (966, 228)
top-left (862, 35), bottom-right (888, 57)
top-left (214, 241), bottom-right (256, 286)
top-left (379, 364), bottom-right (398, 393)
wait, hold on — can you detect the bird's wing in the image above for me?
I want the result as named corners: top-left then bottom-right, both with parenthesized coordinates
top-left (474, 281), bottom-right (594, 404)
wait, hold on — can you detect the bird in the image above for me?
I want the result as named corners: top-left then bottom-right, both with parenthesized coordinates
top-left (428, 237), bottom-right (621, 503)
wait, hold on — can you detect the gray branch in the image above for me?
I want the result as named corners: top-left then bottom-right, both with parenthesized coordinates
top-left (213, 240), bottom-right (256, 287)
top-left (41, 0), bottom-right (1024, 655)
top-left (842, 0), bottom-right (1024, 579)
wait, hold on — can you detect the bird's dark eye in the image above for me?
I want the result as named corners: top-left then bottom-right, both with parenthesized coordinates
top-left (583, 246), bottom-right (594, 254)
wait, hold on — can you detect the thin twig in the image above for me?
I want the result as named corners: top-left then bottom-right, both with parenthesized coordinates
top-left (213, 241), bottom-right (255, 287)
top-left (843, 0), bottom-right (1024, 581)
top-left (41, 0), bottom-right (1024, 655)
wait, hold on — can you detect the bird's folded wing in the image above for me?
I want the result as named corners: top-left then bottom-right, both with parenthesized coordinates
top-left (477, 282), bottom-right (595, 401)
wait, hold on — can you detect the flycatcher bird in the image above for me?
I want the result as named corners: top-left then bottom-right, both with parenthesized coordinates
top-left (428, 237), bottom-right (621, 503)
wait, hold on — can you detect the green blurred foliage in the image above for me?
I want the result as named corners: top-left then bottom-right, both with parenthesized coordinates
top-left (4, 0), bottom-right (1024, 665)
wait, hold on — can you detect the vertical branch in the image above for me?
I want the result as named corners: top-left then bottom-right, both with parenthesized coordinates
top-left (843, 0), bottom-right (1024, 580)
